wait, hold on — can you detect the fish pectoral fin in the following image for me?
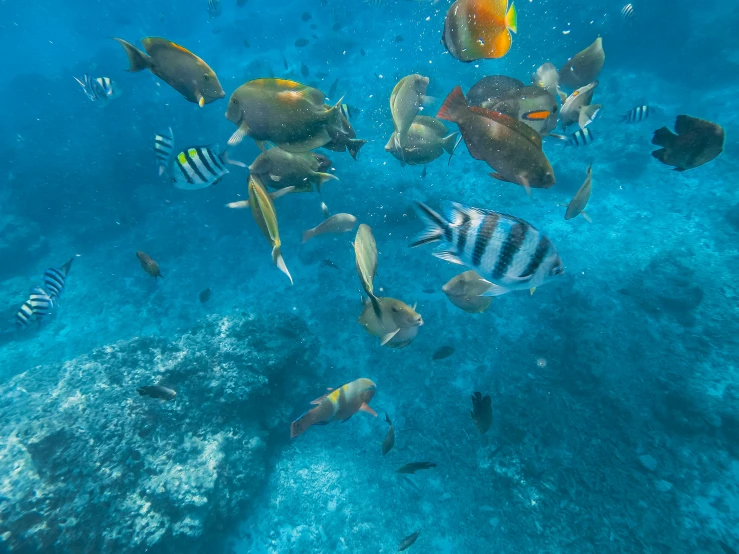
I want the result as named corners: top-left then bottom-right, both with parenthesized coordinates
top-left (421, 95), bottom-right (436, 107)
top-left (198, 95), bottom-right (205, 108)
top-left (489, 172), bottom-right (514, 183)
top-left (481, 284), bottom-right (511, 297)
top-left (269, 186), bottom-right (296, 201)
top-left (581, 210), bottom-right (593, 223)
top-left (380, 329), bottom-right (400, 346)
top-left (228, 122), bottom-right (250, 146)
top-left (269, 173), bottom-right (281, 181)
top-left (359, 402), bottom-right (378, 417)
top-left (433, 250), bottom-right (465, 265)
top-left (530, 287), bottom-right (536, 295)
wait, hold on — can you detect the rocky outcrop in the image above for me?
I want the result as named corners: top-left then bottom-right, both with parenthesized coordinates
top-left (0, 313), bottom-right (318, 553)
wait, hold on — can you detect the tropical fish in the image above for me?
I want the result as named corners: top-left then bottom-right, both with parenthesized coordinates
top-left (411, 202), bottom-right (564, 296)
top-left (74, 75), bottom-right (119, 105)
top-left (249, 147), bottom-right (337, 193)
top-left (385, 115), bottom-right (458, 166)
top-left (398, 531), bottom-right (421, 552)
top-left (564, 127), bottom-right (596, 147)
top-left (113, 37), bottom-right (224, 106)
top-left (322, 259), bottom-right (340, 270)
top-left (559, 81), bottom-right (601, 130)
top-left (621, 3), bottom-right (634, 20)
top-left (290, 378), bottom-right (378, 438)
top-left (561, 164), bottom-right (593, 222)
top-left (323, 107), bottom-right (367, 160)
top-left (44, 258), bottom-right (74, 299)
top-left (531, 63), bottom-right (566, 102)
top-left (302, 213), bottom-right (358, 243)
top-left (466, 75), bottom-right (524, 107)
top-left (199, 288), bottom-right (212, 303)
top-left (559, 37), bottom-right (605, 89)
top-left (397, 462), bottom-right (436, 474)
top-left (15, 287), bottom-right (55, 328)
top-left (382, 413), bottom-right (395, 455)
top-left (652, 115), bottom-right (725, 171)
top-left (301, 11), bottom-right (312, 21)
top-left (470, 392), bottom-right (492, 434)
top-left (301, 62), bottom-right (310, 77)
top-left (225, 186), bottom-right (296, 210)
top-left (136, 251), bottom-right (163, 278)
top-left (358, 296), bottom-right (423, 348)
top-left (341, 103), bottom-right (360, 120)
top-left (295, 38), bottom-right (309, 47)
top-left (207, 0), bottom-right (222, 17)
top-left (225, 78), bottom-right (343, 152)
top-left (394, 35), bottom-right (404, 42)
top-left (390, 74), bottom-right (430, 153)
top-left (283, 56), bottom-right (289, 70)
top-left (442, 0), bottom-right (517, 62)
top-left (321, 202), bottom-right (331, 219)
top-left (442, 270), bottom-right (493, 313)
top-left (432, 345), bottom-right (455, 360)
top-left (622, 105), bottom-right (650, 123)
top-left (480, 85), bottom-right (559, 136)
top-left (437, 86), bottom-right (555, 192)
top-left (421, 166), bottom-right (427, 178)
top-left (248, 175), bottom-right (293, 283)
top-left (354, 223), bottom-right (379, 304)
top-left (137, 385), bottom-right (177, 400)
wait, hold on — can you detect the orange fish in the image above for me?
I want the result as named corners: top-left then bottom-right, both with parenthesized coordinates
top-left (290, 378), bottom-right (377, 438)
top-left (443, 0), bottom-right (518, 62)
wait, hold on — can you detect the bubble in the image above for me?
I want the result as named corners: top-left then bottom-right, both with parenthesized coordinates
top-left (536, 358), bottom-right (547, 368)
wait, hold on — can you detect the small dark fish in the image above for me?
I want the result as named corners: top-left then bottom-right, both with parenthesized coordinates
top-left (295, 38), bottom-right (309, 47)
top-left (301, 11), bottom-right (312, 21)
top-left (361, 48), bottom-right (366, 56)
top-left (199, 288), bottom-right (212, 303)
top-left (652, 115), bottom-right (724, 171)
top-left (422, 288), bottom-right (435, 294)
top-left (382, 413), bottom-right (395, 455)
top-left (136, 251), bottom-right (163, 279)
top-left (471, 392), bottom-right (492, 434)
top-left (421, 166), bottom-right (427, 179)
top-left (283, 56), bottom-right (288, 70)
top-left (394, 35), bottom-right (404, 42)
top-left (398, 531), bottom-right (421, 552)
top-left (310, 23), bottom-right (318, 30)
top-left (432, 346), bottom-right (454, 360)
top-left (328, 78), bottom-right (339, 99)
top-left (301, 62), bottom-right (310, 77)
top-left (621, 3), bottom-right (634, 20)
top-left (332, 22), bottom-right (342, 31)
top-left (137, 385), bottom-right (177, 400)
top-left (243, 39), bottom-right (250, 48)
top-left (397, 462), bottom-right (436, 474)
top-left (321, 259), bottom-right (340, 270)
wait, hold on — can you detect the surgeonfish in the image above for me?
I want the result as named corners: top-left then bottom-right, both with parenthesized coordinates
top-left (382, 413), bottom-right (395, 455)
top-left (559, 81), bottom-right (601, 131)
top-left (248, 175), bottom-right (293, 284)
top-left (44, 258), bottom-right (74, 299)
top-left (137, 385), bottom-right (177, 400)
top-left (358, 296), bottom-right (423, 348)
top-left (136, 251), bottom-right (163, 279)
top-left (396, 462), bottom-right (436, 474)
top-left (290, 378), bottom-right (377, 438)
top-left (411, 201), bottom-right (564, 297)
top-left (385, 115), bottom-right (458, 166)
top-left (302, 213), bottom-right (358, 243)
top-left (562, 164), bottom-right (593, 222)
top-left (15, 287), bottom-right (55, 328)
top-left (398, 530), bottom-right (421, 552)
top-left (621, 3), bottom-right (634, 20)
top-left (154, 129), bottom-right (245, 190)
top-left (207, 0), bottom-right (222, 17)
top-left (74, 75), bottom-right (119, 105)
top-left (442, 0), bottom-right (517, 62)
top-left (470, 392), bottom-right (493, 434)
top-left (559, 38), bottom-right (605, 89)
top-left (249, 147), bottom-right (337, 193)
top-left (114, 37), bottom-right (224, 107)
top-left (652, 115), bottom-right (724, 171)
top-left (437, 86), bottom-right (555, 193)
top-left (622, 105), bottom-right (650, 123)
top-left (390, 75), bottom-right (431, 155)
top-left (564, 128), bottom-right (596, 147)
top-left (442, 270), bottom-right (493, 313)
top-left (225, 78), bottom-right (343, 151)
top-left (532, 63), bottom-right (566, 103)
top-left (354, 224), bottom-right (379, 305)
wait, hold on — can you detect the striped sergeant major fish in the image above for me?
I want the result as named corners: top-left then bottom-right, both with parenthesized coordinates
top-left (622, 105), bottom-right (650, 123)
top-left (410, 202), bottom-right (564, 296)
top-left (74, 75), bottom-right (119, 104)
top-left (564, 128), bottom-right (596, 147)
top-left (621, 3), bottom-right (634, 20)
top-left (207, 0), bottom-right (222, 17)
top-left (154, 129), bottom-right (245, 190)
top-left (15, 287), bottom-right (55, 328)
top-left (44, 258), bottom-right (74, 299)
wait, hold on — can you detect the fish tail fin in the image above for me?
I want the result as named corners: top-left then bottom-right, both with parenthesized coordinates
top-left (506, 2), bottom-right (518, 33)
top-left (652, 126), bottom-right (675, 147)
top-left (155, 127), bottom-right (175, 176)
top-left (272, 245), bottom-right (293, 285)
top-left (442, 132), bottom-right (459, 155)
top-left (369, 292), bottom-right (382, 318)
top-left (60, 257), bottom-right (74, 276)
top-left (290, 409), bottom-right (315, 439)
top-left (409, 202), bottom-right (449, 248)
top-left (436, 86), bottom-right (467, 123)
top-left (578, 104), bottom-right (602, 130)
top-left (314, 172), bottom-right (338, 194)
top-left (347, 139), bottom-right (367, 160)
top-left (221, 149), bottom-right (247, 168)
top-left (113, 38), bottom-right (152, 72)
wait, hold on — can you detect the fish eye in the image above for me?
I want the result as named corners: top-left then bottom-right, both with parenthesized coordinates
top-left (551, 266), bottom-right (564, 276)
top-left (203, 74), bottom-right (210, 81)
top-left (392, 306), bottom-right (400, 312)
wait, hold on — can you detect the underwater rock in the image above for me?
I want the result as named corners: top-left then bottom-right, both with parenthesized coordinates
top-left (0, 214), bottom-right (49, 279)
top-left (0, 313), bottom-right (317, 553)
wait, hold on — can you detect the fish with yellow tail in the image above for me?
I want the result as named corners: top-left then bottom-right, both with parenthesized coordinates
top-left (247, 175), bottom-right (293, 284)
top-left (113, 37), bottom-right (224, 107)
top-left (290, 378), bottom-right (377, 438)
top-left (442, 0), bottom-right (517, 62)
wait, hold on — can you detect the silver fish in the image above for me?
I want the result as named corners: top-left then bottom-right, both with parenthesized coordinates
top-left (74, 75), bottom-right (119, 104)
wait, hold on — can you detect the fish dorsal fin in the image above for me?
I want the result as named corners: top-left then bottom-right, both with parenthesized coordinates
top-left (468, 107), bottom-right (543, 149)
top-left (674, 115), bottom-right (702, 135)
top-left (143, 37), bottom-right (195, 58)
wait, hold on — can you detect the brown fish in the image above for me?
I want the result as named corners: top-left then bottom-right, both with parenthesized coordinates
top-left (302, 213), bottom-right (358, 243)
top-left (396, 462), bottom-right (436, 474)
top-left (471, 391), bottom-right (492, 434)
top-left (199, 287), bottom-right (212, 303)
top-left (437, 86), bottom-right (555, 193)
top-left (137, 385), bottom-right (176, 400)
top-left (113, 37), bottom-right (224, 106)
top-left (136, 251), bottom-right (162, 278)
top-left (249, 147), bottom-right (337, 193)
top-left (382, 413), bottom-right (395, 455)
top-left (562, 164), bottom-right (593, 222)
top-left (652, 115), bottom-right (724, 171)
top-left (385, 115), bottom-right (458, 166)
top-left (248, 175), bottom-right (292, 284)
top-left (323, 106), bottom-right (367, 160)
top-left (466, 75), bottom-right (525, 107)
top-left (559, 37), bottom-right (605, 89)
top-left (398, 530), bottom-right (420, 551)
top-left (225, 78), bottom-right (343, 151)
top-left (358, 297), bottom-right (423, 349)
top-left (442, 270), bottom-right (493, 313)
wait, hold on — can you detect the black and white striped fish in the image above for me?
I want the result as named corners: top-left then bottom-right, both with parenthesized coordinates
top-left (207, 0), bottom-right (222, 17)
top-left (410, 202), bottom-right (564, 296)
top-left (44, 258), bottom-right (74, 299)
top-left (74, 75), bottom-right (118, 104)
top-left (154, 129), bottom-right (245, 190)
top-left (622, 105), bottom-right (650, 123)
top-left (565, 128), bottom-right (596, 147)
top-left (15, 287), bottom-right (55, 328)
top-left (621, 3), bottom-right (634, 20)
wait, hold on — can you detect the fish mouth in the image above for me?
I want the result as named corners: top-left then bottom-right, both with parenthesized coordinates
top-left (415, 317), bottom-right (424, 327)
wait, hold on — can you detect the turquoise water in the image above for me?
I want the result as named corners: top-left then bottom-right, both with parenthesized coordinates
top-left (1, 0), bottom-right (738, 552)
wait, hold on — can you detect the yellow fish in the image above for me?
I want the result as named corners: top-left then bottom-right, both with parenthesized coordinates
top-left (442, 0), bottom-right (518, 62)
top-left (247, 175), bottom-right (292, 284)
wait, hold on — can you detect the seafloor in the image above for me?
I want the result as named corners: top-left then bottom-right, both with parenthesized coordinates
top-left (2, 0), bottom-right (739, 552)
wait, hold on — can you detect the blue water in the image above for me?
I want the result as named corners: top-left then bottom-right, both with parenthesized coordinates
top-left (1, 0), bottom-right (739, 552)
